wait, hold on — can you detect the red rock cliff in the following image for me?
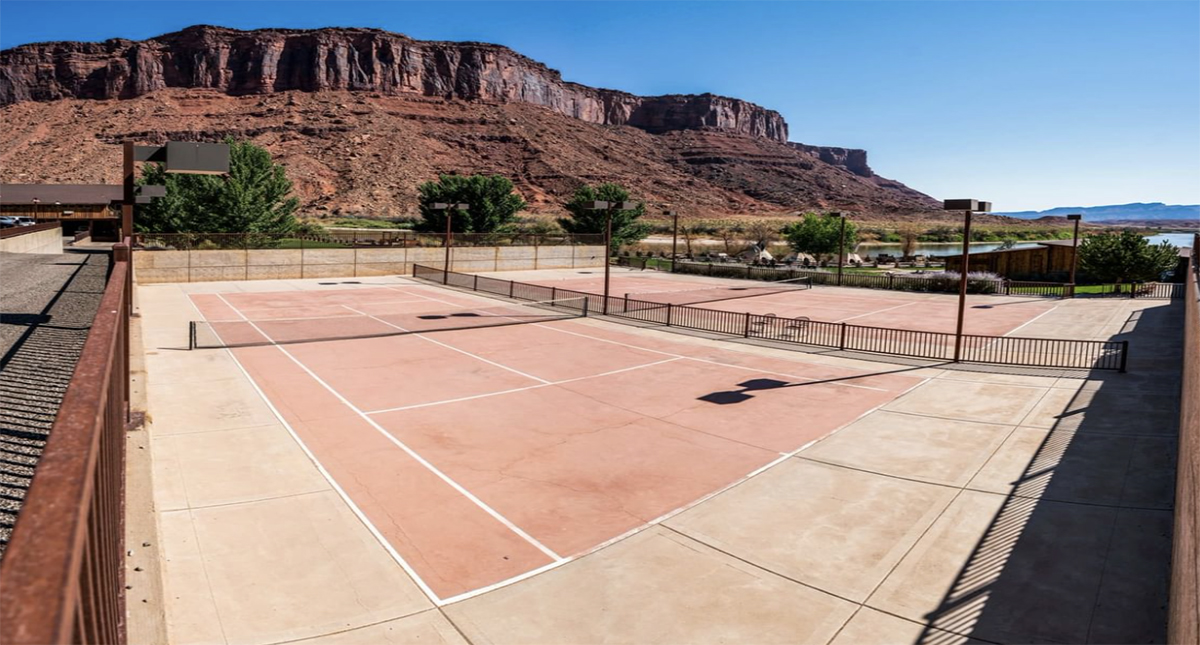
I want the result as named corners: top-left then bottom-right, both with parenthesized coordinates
top-left (0, 25), bottom-right (788, 142)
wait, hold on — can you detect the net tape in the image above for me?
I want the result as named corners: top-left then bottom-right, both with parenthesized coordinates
top-left (189, 296), bottom-right (589, 349)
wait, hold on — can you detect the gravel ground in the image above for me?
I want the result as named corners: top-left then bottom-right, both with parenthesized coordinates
top-left (0, 250), bottom-right (110, 558)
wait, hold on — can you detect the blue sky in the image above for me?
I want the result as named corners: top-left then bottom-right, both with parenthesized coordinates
top-left (1, 1), bottom-right (1197, 211)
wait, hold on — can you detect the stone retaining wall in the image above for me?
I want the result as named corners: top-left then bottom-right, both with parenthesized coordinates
top-left (133, 245), bottom-right (606, 284)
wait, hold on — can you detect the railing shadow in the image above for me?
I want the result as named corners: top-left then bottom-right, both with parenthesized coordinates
top-left (0, 251), bottom-right (110, 557)
top-left (916, 300), bottom-right (1182, 644)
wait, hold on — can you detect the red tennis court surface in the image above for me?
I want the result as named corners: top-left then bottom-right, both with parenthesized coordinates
top-left (188, 282), bottom-right (925, 602)
top-left (528, 271), bottom-right (1059, 336)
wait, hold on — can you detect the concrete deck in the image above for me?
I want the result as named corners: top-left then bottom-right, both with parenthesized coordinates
top-left (135, 274), bottom-right (1180, 644)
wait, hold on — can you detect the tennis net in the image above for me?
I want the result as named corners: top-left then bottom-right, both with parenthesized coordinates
top-left (624, 276), bottom-right (812, 306)
top-left (188, 296), bottom-right (589, 349)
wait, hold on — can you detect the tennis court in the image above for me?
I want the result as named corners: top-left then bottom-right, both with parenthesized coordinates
top-left (186, 280), bottom-right (925, 603)
top-left (521, 269), bottom-right (1060, 337)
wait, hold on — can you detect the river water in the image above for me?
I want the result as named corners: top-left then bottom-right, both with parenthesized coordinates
top-left (859, 232), bottom-right (1193, 258)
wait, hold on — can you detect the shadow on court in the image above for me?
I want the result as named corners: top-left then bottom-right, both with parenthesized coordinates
top-left (915, 302), bottom-right (1180, 644)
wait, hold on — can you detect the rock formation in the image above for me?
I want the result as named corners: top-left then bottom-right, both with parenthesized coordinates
top-left (0, 25), bottom-right (787, 141)
top-left (0, 25), bottom-right (943, 217)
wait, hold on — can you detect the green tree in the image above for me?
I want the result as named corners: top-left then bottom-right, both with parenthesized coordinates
top-left (136, 139), bottom-right (300, 234)
top-left (416, 174), bottom-right (526, 233)
top-left (558, 183), bottom-right (650, 250)
top-left (783, 213), bottom-right (858, 258)
top-left (1078, 230), bottom-right (1178, 283)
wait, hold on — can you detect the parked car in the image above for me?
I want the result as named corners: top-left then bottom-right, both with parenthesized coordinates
top-left (15, 217), bottom-right (36, 226)
top-left (0, 216), bottom-right (18, 228)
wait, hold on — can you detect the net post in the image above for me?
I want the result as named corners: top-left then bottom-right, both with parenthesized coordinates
top-left (509, 280), bottom-right (515, 299)
top-left (665, 303), bottom-right (673, 327)
top-left (474, 274), bottom-right (479, 291)
top-left (582, 297), bottom-right (590, 317)
top-left (551, 287), bottom-right (557, 303)
top-left (743, 312), bottom-right (752, 338)
top-left (189, 321), bottom-right (196, 351)
top-left (839, 322), bottom-right (847, 351)
top-left (1119, 340), bottom-right (1129, 372)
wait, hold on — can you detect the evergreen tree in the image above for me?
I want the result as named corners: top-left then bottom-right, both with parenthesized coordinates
top-left (136, 139), bottom-right (299, 234)
top-left (558, 183), bottom-right (649, 249)
top-left (783, 213), bottom-right (858, 258)
top-left (416, 174), bottom-right (526, 233)
top-left (1078, 230), bottom-right (1178, 283)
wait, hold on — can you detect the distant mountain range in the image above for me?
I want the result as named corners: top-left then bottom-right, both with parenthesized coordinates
top-left (997, 203), bottom-right (1199, 222)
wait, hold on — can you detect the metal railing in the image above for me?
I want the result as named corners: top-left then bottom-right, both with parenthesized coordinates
top-left (664, 260), bottom-right (1184, 300)
top-left (134, 231), bottom-right (605, 251)
top-left (0, 240), bottom-right (132, 644)
top-left (1169, 233), bottom-right (1200, 644)
top-left (413, 264), bottom-right (1129, 371)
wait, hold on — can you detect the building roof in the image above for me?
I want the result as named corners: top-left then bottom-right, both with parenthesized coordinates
top-left (0, 184), bottom-right (122, 205)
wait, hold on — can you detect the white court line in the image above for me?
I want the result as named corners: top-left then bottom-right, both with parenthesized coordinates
top-left (533, 321), bottom-right (892, 393)
top-left (1002, 303), bottom-right (1060, 337)
top-left (834, 301), bottom-right (920, 323)
top-left (390, 283), bottom-right (888, 392)
top-left (213, 294), bottom-right (564, 563)
top-left (365, 357), bottom-right (682, 415)
top-left (341, 305), bottom-right (552, 385)
top-left (438, 364), bottom-right (936, 606)
top-left (207, 285), bottom-right (925, 605)
top-left (201, 297), bottom-right (458, 324)
top-left (193, 295), bottom-right (444, 605)
top-left (384, 284), bottom-right (470, 307)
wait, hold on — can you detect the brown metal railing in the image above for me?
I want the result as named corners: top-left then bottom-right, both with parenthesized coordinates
top-left (0, 221), bottom-right (62, 239)
top-left (413, 264), bottom-right (1129, 371)
top-left (0, 240), bottom-right (132, 645)
top-left (1169, 233), bottom-right (1200, 643)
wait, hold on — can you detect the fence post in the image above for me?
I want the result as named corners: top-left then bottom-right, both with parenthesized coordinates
top-left (509, 280), bottom-right (515, 299)
top-left (665, 303), bottom-right (673, 326)
top-left (839, 322), bottom-right (847, 351)
top-left (708, 263), bottom-right (714, 276)
top-left (473, 274), bottom-right (479, 291)
top-left (747, 264), bottom-right (752, 279)
top-left (888, 274), bottom-right (895, 290)
top-left (1119, 340), bottom-right (1129, 373)
top-left (551, 287), bottom-right (557, 303)
top-left (743, 312), bottom-right (752, 338)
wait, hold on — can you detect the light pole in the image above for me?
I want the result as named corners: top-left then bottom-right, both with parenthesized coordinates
top-left (585, 200), bottom-right (636, 314)
top-left (943, 199), bottom-right (992, 362)
top-left (831, 212), bottom-right (845, 286)
top-left (31, 197), bottom-right (39, 221)
top-left (124, 141), bottom-right (229, 240)
top-left (666, 208), bottom-right (678, 272)
top-left (431, 202), bottom-right (469, 282)
top-left (1067, 213), bottom-right (1082, 297)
